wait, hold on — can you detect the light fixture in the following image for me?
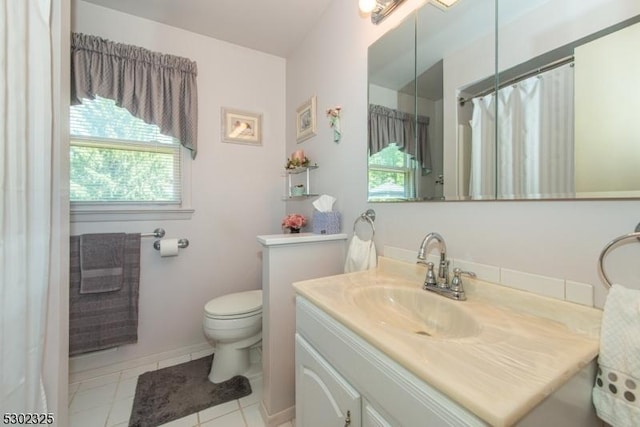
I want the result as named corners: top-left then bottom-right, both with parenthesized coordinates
top-left (359, 0), bottom-right (408, 25)
top-left (358, 0), bottom-right (377, 14)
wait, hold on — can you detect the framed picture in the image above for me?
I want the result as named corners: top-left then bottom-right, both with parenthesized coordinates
top-left (296, 96), bottom-right (317, 143)
top-left (221, 108), bottom-right (262, 146)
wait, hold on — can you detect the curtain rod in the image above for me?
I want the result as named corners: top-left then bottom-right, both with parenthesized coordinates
top-left (458, 56), bottom-right (574, 106)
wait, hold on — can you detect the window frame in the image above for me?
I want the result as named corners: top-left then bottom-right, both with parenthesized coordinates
top-left (368, 145), bottom-right (417, 201)
top-left (69, 97), bottom-right (194, 223)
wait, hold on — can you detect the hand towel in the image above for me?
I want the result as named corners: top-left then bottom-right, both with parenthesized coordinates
top-left (592, 284), bottom-right (640, 427)
top-left (79, 233), bottom-right (126, 293)
top-left (344, 235), bottom-right (377, 273)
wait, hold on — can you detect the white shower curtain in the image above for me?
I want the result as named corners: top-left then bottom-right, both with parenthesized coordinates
top-left (1, 0), bottom-right (53, 413)
top-left (470, 62), bottom-right (575, 199)
top-left (469, 95), bottom-right (496, 199)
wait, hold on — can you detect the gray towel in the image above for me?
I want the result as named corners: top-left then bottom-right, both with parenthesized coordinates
top-left (70, 233), bottom-right (141, 356)
top-left (80, 233), bottom-right (126, 293)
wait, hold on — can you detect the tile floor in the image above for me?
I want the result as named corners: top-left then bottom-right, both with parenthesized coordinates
top-left (68, 350), bottom-right (291, 427)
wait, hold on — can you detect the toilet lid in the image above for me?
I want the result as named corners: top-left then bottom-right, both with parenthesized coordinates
top-left (204, 289), bottom-right (263, 317)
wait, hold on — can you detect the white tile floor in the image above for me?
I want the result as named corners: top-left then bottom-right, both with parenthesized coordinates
top-left (68, 351), bottom-right (292, 427)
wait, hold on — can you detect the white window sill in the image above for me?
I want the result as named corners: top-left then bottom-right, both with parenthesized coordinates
top-left (71, 206), bottom-right (195, 223)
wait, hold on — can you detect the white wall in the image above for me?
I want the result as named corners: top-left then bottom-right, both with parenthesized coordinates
top-left (70, 0), bottom-right (286, 372)
top-left (286, 0), bottom-right (640, 309)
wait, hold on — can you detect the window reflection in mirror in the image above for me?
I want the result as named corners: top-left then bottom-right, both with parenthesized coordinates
top-left (368, 12), bottom-right (417, 201)
top-left (367, 0), bottom-right (640, 202)
top-left (368, 143), bottom-right (416, 200)
top-left (368, 0), bottom-right (496, 201)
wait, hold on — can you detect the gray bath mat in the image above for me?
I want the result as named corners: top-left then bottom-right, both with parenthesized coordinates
top-left (128, 354), bottom-right (252, 427)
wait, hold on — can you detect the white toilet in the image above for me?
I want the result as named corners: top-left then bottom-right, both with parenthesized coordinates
top-left (203, 289), bottom-right (263, 383)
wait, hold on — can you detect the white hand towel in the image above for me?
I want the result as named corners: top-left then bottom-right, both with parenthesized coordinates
top-left (592, 284), bottom-right (640, 427)
top-left (344, 235), bottom-right (377, 273)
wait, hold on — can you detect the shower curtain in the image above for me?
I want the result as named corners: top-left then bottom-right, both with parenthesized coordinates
top-left (469, 96), bottom-right (497, 199)
top-left (469, 62), bottom-right (575, 199)
top-left (1, 0), bottom-right (53, 412)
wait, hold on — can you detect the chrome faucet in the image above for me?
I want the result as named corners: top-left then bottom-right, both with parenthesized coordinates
top-left (417, 232), bottom-right (449, 287)
top-left (417, 233), bottom-right (472, 301)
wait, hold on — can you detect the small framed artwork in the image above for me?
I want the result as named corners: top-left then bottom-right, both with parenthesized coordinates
top-left (296, 96), bottom-right (317, 143)
top-left (221, 108), bottom-right (262, 146)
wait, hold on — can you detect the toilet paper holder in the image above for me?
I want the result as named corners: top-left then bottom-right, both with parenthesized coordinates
top-left (153, 238), bottom-right (190, 251)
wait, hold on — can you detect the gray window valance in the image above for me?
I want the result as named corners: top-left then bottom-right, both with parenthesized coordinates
top-left (71, 33), bottom-right (199, 159)
top-left (368, 104), bottom-right (431, 171)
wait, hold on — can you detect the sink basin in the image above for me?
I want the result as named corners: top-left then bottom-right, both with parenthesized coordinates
top-left (349, 285), bottom-right (481, 339)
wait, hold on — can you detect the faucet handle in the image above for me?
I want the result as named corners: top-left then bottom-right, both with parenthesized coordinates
top-left (454, 267), bottom-right (476, 276)
top-left (423, 262), bottom-right (437, 288)
top-left (450, 268), bottom-right (476, 292)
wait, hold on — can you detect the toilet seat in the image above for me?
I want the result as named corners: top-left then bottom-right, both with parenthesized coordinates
top-left (204, 289), bottom-right (262, 319)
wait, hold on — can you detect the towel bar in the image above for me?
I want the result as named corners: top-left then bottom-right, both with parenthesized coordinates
top-left (598, 223), bottom-right (640, 289)
top-left (353, 209), bottom-right (376, 240)
top-left (141, 228), bottom-right (165, 238)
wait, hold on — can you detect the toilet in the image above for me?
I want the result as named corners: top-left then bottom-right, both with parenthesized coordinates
top-left (203, 289), bottom-right (263, 383)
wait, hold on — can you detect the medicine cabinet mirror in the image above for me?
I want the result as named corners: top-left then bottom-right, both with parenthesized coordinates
top-left (367, 0), bottom-right (640, 202)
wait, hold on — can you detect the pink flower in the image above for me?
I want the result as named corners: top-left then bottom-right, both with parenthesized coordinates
top-left (282, 213), bottom-right (307, 230)
top-left (326, 106), bottom-right (341, 118)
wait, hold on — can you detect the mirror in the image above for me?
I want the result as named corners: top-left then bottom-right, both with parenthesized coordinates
top-left (367, 0), bottom-right (640, 201)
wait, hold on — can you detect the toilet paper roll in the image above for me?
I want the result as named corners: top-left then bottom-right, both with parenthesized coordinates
top-left (160, 238), bottom-right (179, 257)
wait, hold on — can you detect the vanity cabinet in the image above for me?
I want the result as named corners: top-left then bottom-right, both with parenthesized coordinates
top-left (295, 295), bottom-right (599, 427)
top-left (295, 334), bottom-right (361, 427)
top-left (295, 296), bottom-right (485, 427)
top-left (296, 331), bottom-right (402, 427)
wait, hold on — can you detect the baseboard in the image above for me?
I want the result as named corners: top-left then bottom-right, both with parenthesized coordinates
top-left (69, 342), bottom-right (264, 385)
top-left (69, 342), bottom-right (213, 383)
top-left (259, 401), bottom-right (295, 427)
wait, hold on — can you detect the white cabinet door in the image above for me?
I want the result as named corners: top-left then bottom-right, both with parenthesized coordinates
top-left (295, 334), bottom-right (361, 427)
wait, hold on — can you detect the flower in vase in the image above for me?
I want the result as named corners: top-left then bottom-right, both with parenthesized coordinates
top-left (285, 156), bottom-right (310, 169)
top-left (282, 213), bottom-right (307, 232)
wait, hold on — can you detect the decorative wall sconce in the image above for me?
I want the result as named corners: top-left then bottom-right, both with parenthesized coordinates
top-left (359, 0), bottom-right (407, 25)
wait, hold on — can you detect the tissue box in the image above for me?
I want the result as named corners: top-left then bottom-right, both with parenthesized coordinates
top-left (312, 211), bottom-right (341, 235)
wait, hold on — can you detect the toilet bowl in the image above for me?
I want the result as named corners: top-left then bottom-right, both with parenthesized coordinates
top-left (203, 289), bottom-right (263, 383)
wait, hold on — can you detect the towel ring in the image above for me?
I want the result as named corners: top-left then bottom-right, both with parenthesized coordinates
top-left (353, 209), bottom-right (376, 240)
top-left (598, 226), bottom-right (640, 289)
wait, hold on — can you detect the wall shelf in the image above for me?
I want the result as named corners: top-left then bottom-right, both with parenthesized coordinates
top-left (283, 165), bottom-right (319, 200)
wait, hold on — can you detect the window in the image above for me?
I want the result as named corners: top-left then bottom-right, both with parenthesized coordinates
top-left (368, 143), bottom-right (416, 201)
top-left (70, 96), bottom-right (182, 205)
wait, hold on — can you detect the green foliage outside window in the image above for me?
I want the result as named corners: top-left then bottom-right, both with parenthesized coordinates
top-left (70, 97), bottom-right (180, 203)
top-left (70, 145), bottom-right (176, 202)
top-left (368, 143), bottom-right (413, 199)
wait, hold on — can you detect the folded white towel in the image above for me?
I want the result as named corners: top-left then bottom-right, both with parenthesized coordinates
top-left (344, 235), bottom-right (377, 273)
top-left (593, 284), bottom-right (640, 427)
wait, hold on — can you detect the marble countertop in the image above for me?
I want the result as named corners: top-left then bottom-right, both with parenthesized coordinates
top-left (293, 257), bottom-right (602, 427)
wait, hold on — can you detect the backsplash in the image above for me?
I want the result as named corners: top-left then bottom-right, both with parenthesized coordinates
top-left (383, 246), bottom-right (596, 308)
